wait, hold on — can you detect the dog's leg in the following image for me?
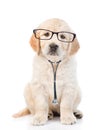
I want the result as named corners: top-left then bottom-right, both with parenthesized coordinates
top-left (60, 87), bottom-right (77, 125)
top-left (24, 83), bottom-right (48, 125)
top-left (31, 95), bottom-right (48, 125)
top-left (73, 91), bottom-right (83, 119)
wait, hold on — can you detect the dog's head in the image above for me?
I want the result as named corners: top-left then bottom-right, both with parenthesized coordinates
top-left (30, 18), bottom-right (80, 62)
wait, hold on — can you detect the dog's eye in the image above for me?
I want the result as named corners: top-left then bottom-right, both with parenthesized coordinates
top-left (60, 34), bottom-right (66, 39)
top-left (44, 32), bottom-right (50, 37)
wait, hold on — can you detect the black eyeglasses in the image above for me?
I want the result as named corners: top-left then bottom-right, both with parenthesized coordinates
top-left (33, 29), bottom-right (76, 43)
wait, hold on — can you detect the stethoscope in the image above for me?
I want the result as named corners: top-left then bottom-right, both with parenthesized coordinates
top-left (48, 60), bottom-right (61, 105)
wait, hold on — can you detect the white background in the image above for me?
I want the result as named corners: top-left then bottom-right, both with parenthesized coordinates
top-left (0, 0), bottom-right (104, 130)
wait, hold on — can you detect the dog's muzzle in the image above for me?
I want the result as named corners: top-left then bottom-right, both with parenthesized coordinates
top-left (49, 43), bottom-right (59, 55)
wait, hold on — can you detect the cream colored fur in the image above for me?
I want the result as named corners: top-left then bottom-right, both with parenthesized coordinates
top-left (13, 18), bottom-right (82, 125)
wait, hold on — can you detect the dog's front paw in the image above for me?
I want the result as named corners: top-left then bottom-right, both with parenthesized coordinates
top-left (31, 115), bottom-right (47, 125)
top-left (61, 115), bottom-right (76, 125)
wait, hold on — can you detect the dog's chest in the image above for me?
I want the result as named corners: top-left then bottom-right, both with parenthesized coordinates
top-left (33, 57), bottom-right (75, 87)
top-left (41, 64), bottom-right (64, 86)
top-left (39, 62), bottom-right (69, 98)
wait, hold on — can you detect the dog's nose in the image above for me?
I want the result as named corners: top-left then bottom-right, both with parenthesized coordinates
top-left (49, 44), bottom-right (58, 52)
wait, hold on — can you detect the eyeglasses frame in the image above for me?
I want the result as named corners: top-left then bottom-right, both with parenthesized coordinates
top-left (33, 29), bottom-right (76, 43)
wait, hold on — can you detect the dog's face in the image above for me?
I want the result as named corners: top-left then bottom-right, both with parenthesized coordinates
top-left (30, 18), bottom-right (80, 62)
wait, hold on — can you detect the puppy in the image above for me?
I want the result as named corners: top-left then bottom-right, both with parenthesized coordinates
top-left (13, 18), bottom-right (83, 125)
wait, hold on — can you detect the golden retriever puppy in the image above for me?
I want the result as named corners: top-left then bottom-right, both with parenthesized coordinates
top-left (13, 18), bottom-right (83, 125)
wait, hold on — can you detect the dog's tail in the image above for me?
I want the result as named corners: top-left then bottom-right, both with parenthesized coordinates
top-left (12, 107), bottom-right (30, 118)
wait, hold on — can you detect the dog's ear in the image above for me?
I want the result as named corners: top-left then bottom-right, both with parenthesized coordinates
top-left (29, 34), bottom-right (40, 55)
top-left (69, 38), bottom-right (80, 55)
